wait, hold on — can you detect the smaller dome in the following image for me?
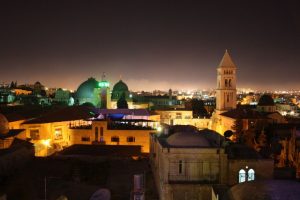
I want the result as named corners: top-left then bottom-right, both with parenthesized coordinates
top-left (167, 131), bottom-right (210, 147)
top-left (227, 180), bottom-right (300, 200)
top-left (0, 113), bottom-right (9, 135)
top-left (257, 94), bottom-right (275, 106)
top-left (258, 94), bottom-right (274, 106)
top-left (113, 80), bottom-right (129, 92)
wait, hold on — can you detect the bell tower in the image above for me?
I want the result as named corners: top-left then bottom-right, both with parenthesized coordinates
top-left (216, 50), bottom-right (237, 112)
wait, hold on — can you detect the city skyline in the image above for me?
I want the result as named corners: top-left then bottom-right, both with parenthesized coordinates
top-left (1, 1), bottom-right (299, 91)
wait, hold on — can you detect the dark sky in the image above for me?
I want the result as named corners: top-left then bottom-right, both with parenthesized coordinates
top-left (0, 0), bottom-right (299, 91)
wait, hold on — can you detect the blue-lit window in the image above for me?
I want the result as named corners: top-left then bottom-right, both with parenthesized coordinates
top-left (248, 169), bottom-right (255, 181)
top-left (239, 169), bottom-right (246, 183)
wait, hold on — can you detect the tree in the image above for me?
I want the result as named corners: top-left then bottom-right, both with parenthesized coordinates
top-left (224, 130), bottom-right (233, 139)
top-left (117, 92), bottom-right (128, 109)
top-left (231, 117), bottom-right (244, 143)
top-left (185, 98), bottom-right (208, 118)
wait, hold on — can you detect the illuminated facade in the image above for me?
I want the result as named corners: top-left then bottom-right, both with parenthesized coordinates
top-left (15, 107), bottom-right (160, 156)
top-left (211, 50), bottom-right (238, 134)
top-left (215, 50), bottom-right (237, 112)
top-left (0, 113), bottom-right (26, 149)
top-left (69, 120), bottom-right (159, 153)
top-left (155, 109), bottom-right (210, 129)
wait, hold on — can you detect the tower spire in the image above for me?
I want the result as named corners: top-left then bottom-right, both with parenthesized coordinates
top-left (218, 49), bottom-right (236, 68)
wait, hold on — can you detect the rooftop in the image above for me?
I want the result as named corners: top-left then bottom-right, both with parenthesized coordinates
top-left (22, 106), bottom-right (95, 124)
top-left (156, 125), bottom-right (224, 148)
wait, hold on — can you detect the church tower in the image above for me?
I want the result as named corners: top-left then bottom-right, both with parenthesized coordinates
top-left (216, 50), bottom-right (237, 112)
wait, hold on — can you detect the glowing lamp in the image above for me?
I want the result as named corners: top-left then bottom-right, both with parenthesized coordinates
top-left (42, 139), bottom-right (51, 147)
top-left (157, 126), bottom-right (162, 132)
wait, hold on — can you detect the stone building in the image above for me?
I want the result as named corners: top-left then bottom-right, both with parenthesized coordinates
top-left (18, 106), bottom-right (159, 156)
top-left (211, 51), bottom-right (286, 135)
top-left (0, 113), bottom-right (26, 149)
top-left (150, 125), bottom-right (274, 200)
top-left (155, 109), bottom-right (211, 129)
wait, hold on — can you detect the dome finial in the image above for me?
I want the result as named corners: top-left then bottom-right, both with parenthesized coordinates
top-left (119, 74), bottom-right (122, 80)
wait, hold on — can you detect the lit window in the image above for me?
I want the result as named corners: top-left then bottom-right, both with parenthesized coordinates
top-left (176, 113), bottom-right (182, 119)
top-left (239, 169), bottom-right (246, 183)
top-left (127, 136), bottom-right (135, 142)
top-left (248, 169), bottom-right (255, 181)
top-left (30, 129), bottom-right (40, 140)
top-left (54, 128), bottom-right (63, 140)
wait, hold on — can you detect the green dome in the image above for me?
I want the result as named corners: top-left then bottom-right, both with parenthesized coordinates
top-left (258, 94), bottom-right (274, 106)
top-left (113, 80), bottom-right (128, 92)
top-left (76, 78), bottom-right (98, 99)
top-left (112, 80), bottom-right (129, 100)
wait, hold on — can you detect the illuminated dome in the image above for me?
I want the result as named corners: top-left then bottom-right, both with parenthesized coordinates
top-left (113, 80), bottom-right (128, 92)
top-left (166, 131), bottom-right (211, 147)
top-left (258, 94), bottom-right (274, 106)
top-left (76, 78), bottom-right (98, 99)
top-left (226, 180), bottom-right (300, 200)
top-left (111, 80), bottom-right (130, 100)
top-left (0, 113), bottom-right (9, 135)
top-left (76, 78), bottom-right (99, 105)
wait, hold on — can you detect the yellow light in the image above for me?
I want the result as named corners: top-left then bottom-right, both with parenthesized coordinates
top-left (157, 126), bottom-right (162, 132)
top-left (42, 139), bottom-right (51, 147)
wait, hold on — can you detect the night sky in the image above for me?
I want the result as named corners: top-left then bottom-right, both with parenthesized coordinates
top-left (0, 0), bottom-right (299, 91)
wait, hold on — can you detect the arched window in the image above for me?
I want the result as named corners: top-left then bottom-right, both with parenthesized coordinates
top-left (229, 79), bottom-right (232, 87)
top-left (225, 79), bottom-right (228, 87)
top-left (227, 94), bottom-right (229, 102)
top-left (248, 169), bottom-right (255, 181)
top-left (239, 169), bottom-right (246, 183)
